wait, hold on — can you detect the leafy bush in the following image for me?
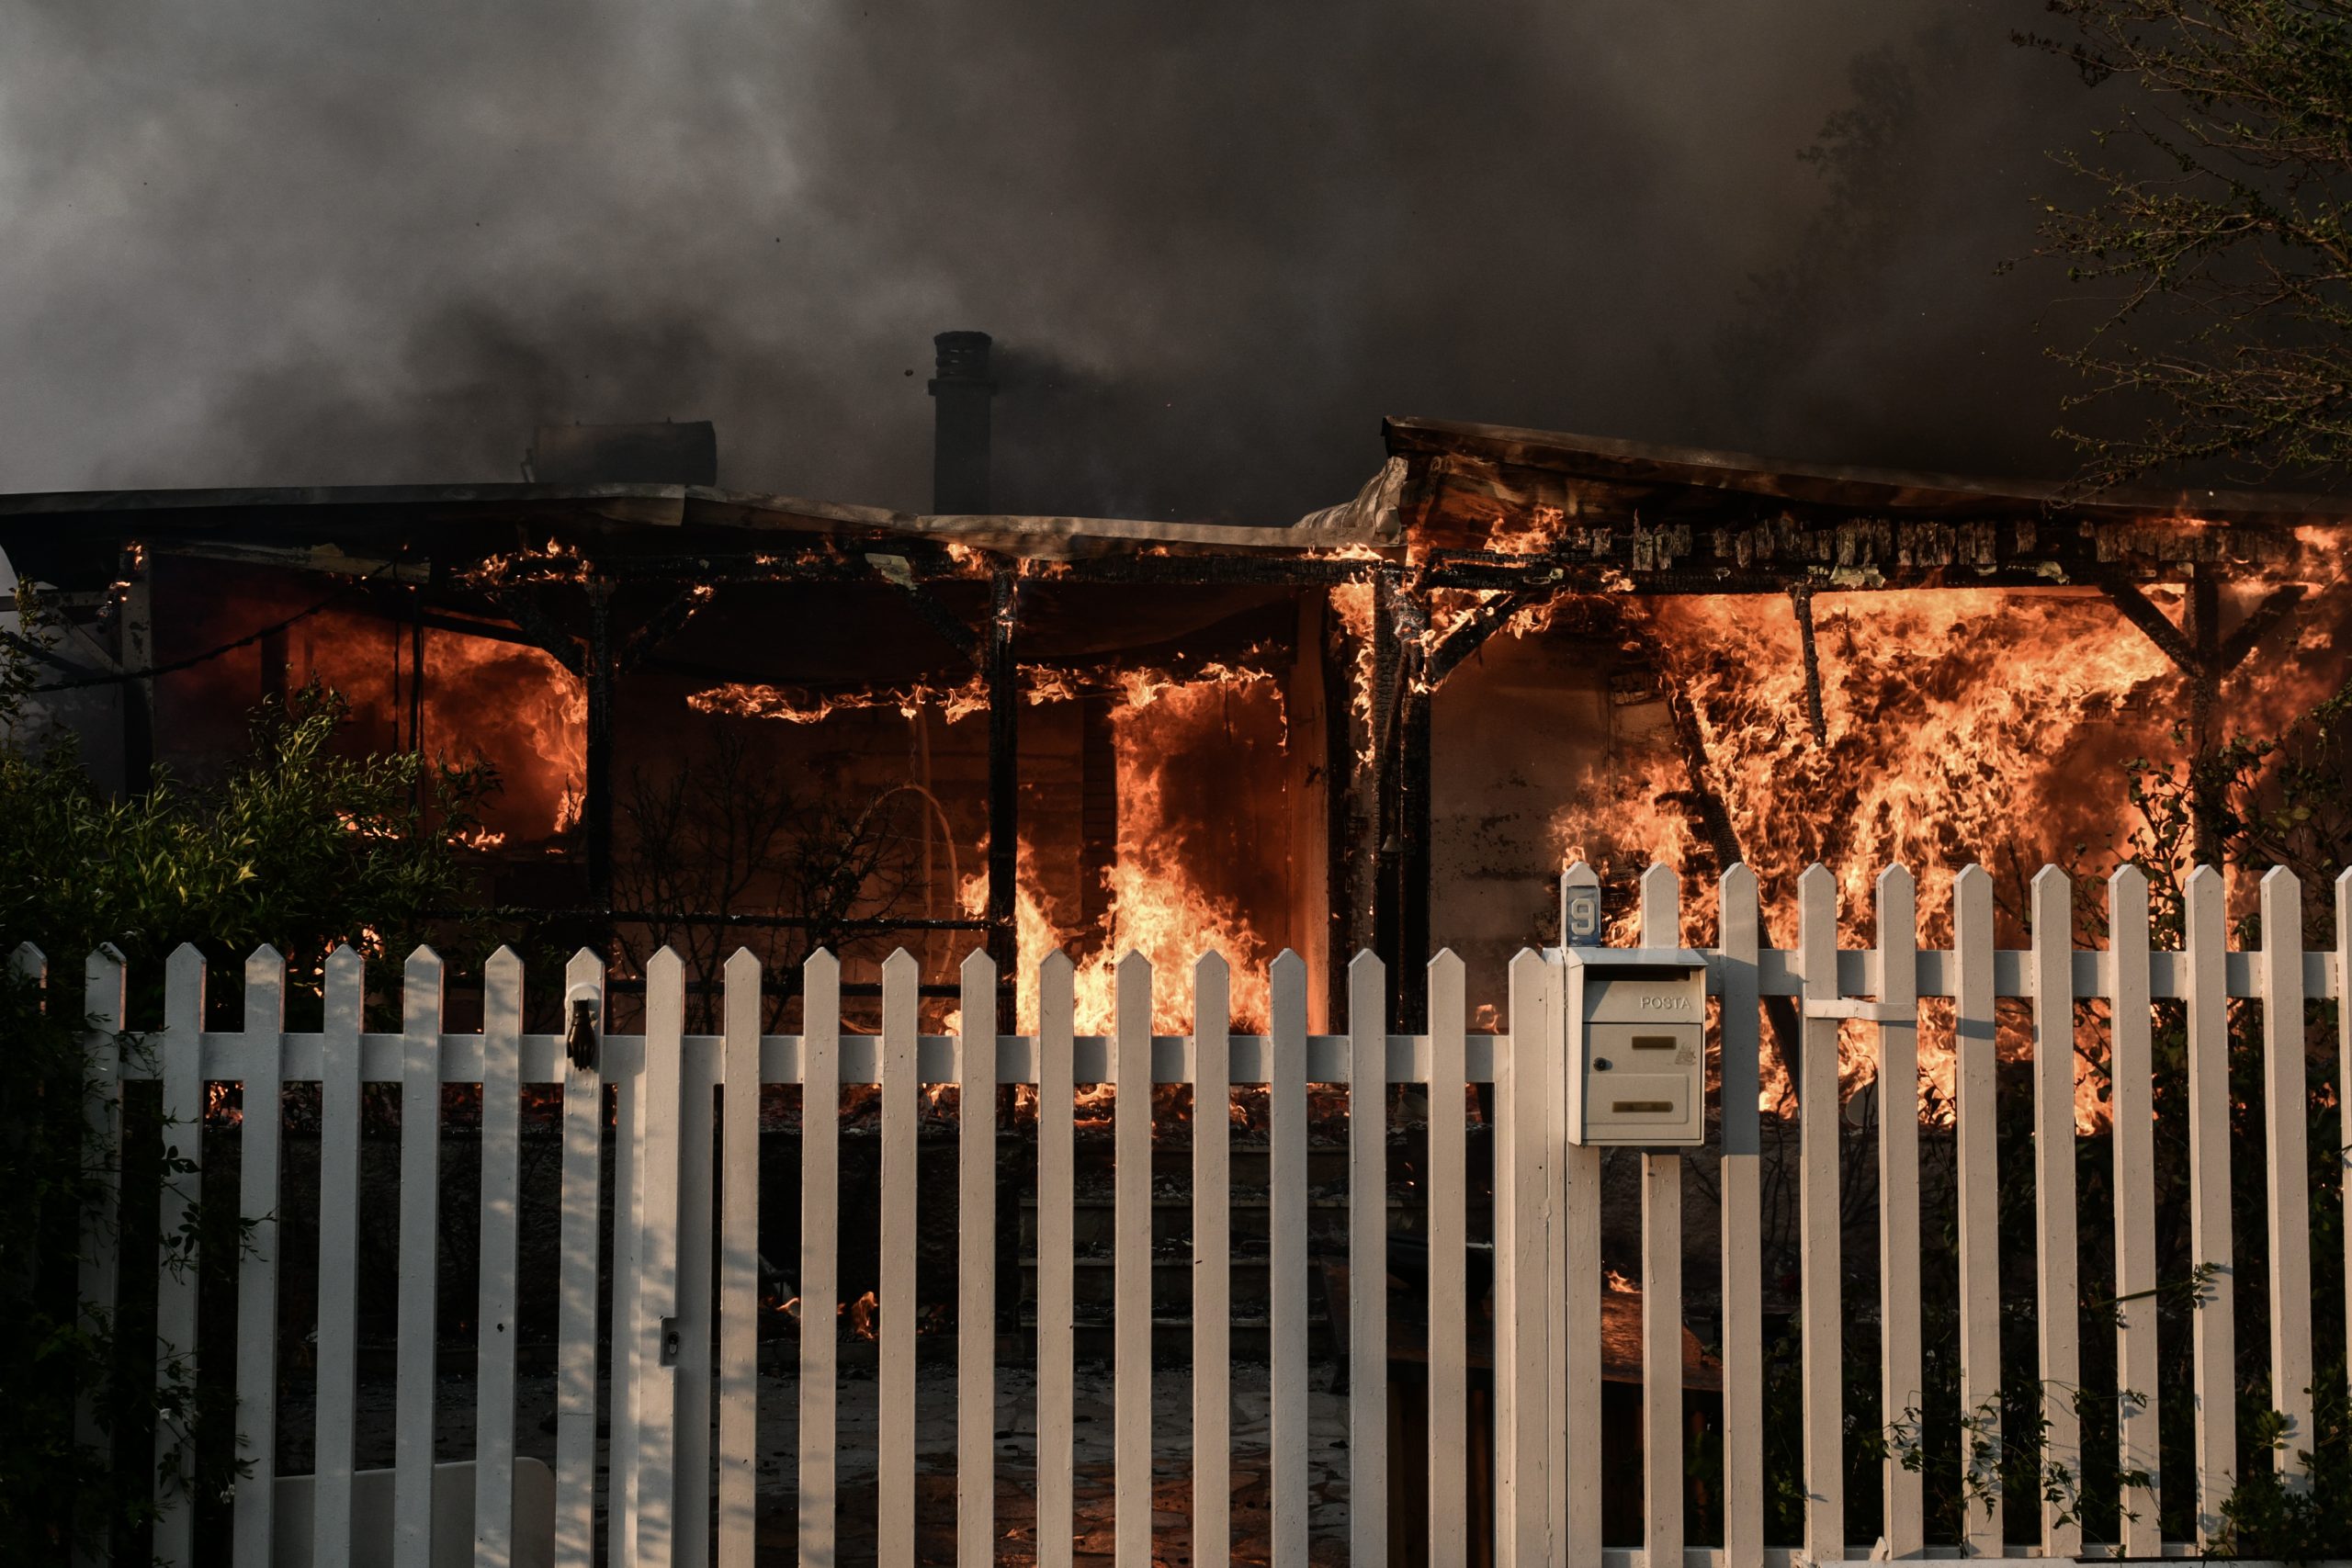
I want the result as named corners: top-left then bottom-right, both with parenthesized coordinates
top-left (0, 615), bottom-right (503, 1555)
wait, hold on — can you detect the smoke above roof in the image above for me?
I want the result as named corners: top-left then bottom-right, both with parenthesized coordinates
top-left (1, 0), bottom-right (2097, 521)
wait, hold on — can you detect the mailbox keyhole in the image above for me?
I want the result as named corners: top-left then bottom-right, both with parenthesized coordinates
top-left (1592, 1056), bottom-right (1613, 1072)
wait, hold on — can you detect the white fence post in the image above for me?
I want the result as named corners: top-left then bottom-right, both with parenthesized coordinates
top-left (1114, 953), bottom-right (1153, 1568)
top-left (2184, 865), bottom-right (2236, 1543)
top-left (633, 948), bottom-right (686, 1567)
top-left (1952, 865), bottom-right (2001, 1554)
top-left (1425, 950), bottom-right (1467, 1568)
top-left (1716, 864), bottom-right (1765, 1568)
top-left (2260, 868), bottom-right (2315, 1482)
top-left (717, 948), bottom-right (763, 1568)
top-left (475, 947), bottom-right (525, 1567)
top-left (1497, 946), bottom-right (1551, 1568)
top-left (76, 943), bottom-right (126, 1568)
top-left (555, 947), bottom-right (605, 1568)
top-left (1875, 864), bottom-right (1924, 1559)
top-left (1035, 953), bottom-right (1076, 1568)
top-left (798, 952), bottom-right (842, 1568)
top-left (1347, 950), bottom-right (1388, 1568)
top-left (676, 951), bottom-right (719, 1568)
top-left (877, 950), bottom-right (920, 1568)
top-left (957, 951), bottom-right (999, 1568)
top-left (1796, 865), bottom-right (1843, 1564)
top-left (395, 946), bottom-right (442, 1568)
top-left (2030, 865), bottom-right (2082, 1559)
top-left (232, 944), bottom-right (285, 1568)
top-left (312, 946), bottom-right (363, 1568)
top-left (2109, 865), bottom-right (2162, 1554)
top-left (1193, 953), bottom-right (1233, 1568)
top-left (1269, 951), bottom-right (1309, 1568)
top-left (1638, 864), bottom-right (1684, 1568)
top-left (153, 943), bottom-right (206, 1568)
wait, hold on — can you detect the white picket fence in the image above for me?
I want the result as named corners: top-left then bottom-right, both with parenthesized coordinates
top-left (44, 860), bottom-right (2352, 1565)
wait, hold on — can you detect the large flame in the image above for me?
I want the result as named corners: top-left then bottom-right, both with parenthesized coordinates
top-left (962, 677), bottom-right (1281, 1034)
top-left (1538, 582), bottom-right (2342, 1129)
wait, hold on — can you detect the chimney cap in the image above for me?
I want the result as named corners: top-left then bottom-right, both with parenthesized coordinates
top-left (929, 331), bottom-right (994, 393)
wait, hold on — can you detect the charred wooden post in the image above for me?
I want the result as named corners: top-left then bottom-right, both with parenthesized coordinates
top-left (986, 566), bottom-right (1020, 1030)
top-left (1790, 583), bottom-right (1826, 744)
top-left (1657, 651), bottom-right (1805, 1085)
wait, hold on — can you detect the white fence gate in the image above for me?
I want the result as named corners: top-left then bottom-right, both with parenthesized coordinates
top-left (41, 860), bottom-right (2352, 1564)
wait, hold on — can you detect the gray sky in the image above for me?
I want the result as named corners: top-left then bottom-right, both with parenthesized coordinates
top-left (0, 0), bottom-right (2098, 519)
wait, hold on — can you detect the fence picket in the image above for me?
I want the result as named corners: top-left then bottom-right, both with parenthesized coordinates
top-left (2030, 867), bottom-right (2083, 1557)
top-left (1638, 865), bottom-right (1683, 1568)
top-left (1796, 865), bottom-right (1843, 1564)
top-left (153, 944), bottom-right (206, 1568)
top-left (675, 952), bottom-right (718, 1565)
top-left (313, 947), bottom-right (363, 1568)
top-left (1426, 951), bottom-right (1467, 1568)
top-left (2259, 868), bottom-right (2314, 1481)
top-left (1716, 865), bottom-right (1764, 1568)
top-left (799, 952), bottom-right (842, 1568)
top-left (473, 948), bottom-right (524, 1568)
top-left (718, 949), bottom-right (762, 1568)
top-left (611, 949), bottom-right (646, 1568)
top-left (1498, 947), bottom-right (1551, 1568)
top-left (1875, 866), bottom-right (1924, 1558)
top-left (2109, 866), bottom-right (2161, 1554)
top-left (2184, 866), bottom-right (2236, 1544)
top-left (1952, 866), bottom-right (2001, 1555)
top-left (1269, 951), bottom-right (1309, 1568)
top-left (396, 949), bottom-right (445, 1568)
top-left (75, 945), bottom-right (125, 1567)
top-left (1193, 953), bottom-right (1233, 1568)
top-left (1036, 953), bottom-right (1077, 1568)
top-left (634, 949), bottom-right (686, 1566)
top-left (1114, 953), bottom-right (1153, 1568)
top-left (1348, 951), bottom-right (1388, 1568)
top-left (957, 953), bottom-right (999, 1568)
top-left (230, 946), bottom-right (286, 1568)
top-left (555, 949), bottom-right (605, 1568)
top-left (878, 950), bottom-right (921, 1568)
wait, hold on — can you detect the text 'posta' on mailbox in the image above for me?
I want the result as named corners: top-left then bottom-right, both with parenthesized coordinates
top-left (1558, 946), bottom-right (1708, 1148)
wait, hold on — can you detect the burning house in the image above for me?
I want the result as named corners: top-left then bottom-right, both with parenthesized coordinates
top-left (6, 335), bottom-right (2350, 1055)
top-left (13, 337), bottom-right (2352, 1558)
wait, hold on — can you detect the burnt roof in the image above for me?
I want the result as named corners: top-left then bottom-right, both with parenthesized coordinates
top-left (1, 417), bottom-right (2343, 596)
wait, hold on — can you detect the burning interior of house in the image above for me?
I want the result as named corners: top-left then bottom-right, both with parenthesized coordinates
top-left (10, 337), bottom-right (2352, 1556)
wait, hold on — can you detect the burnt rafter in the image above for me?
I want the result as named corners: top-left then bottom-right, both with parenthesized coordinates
top-left (2218, 582), bottom-right (2308, 671)
top-left (2095, 578), bottom-right (2200, 674)
top-left (2097, 575), bottom-right (2306, 678)
top-left (1421, 592), bottom-right (1529, 691)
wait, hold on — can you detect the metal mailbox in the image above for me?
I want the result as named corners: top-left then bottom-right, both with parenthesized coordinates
top-left (1558, 946), bottom-right (1708, 1148)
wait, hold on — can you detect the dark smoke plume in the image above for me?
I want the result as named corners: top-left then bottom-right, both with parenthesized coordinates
top-left (3, 0), bottom-right (2098, 520)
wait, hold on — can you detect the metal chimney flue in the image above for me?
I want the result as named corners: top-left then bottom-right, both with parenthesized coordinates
top-left (928, 331), bottom-right (994, 513)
